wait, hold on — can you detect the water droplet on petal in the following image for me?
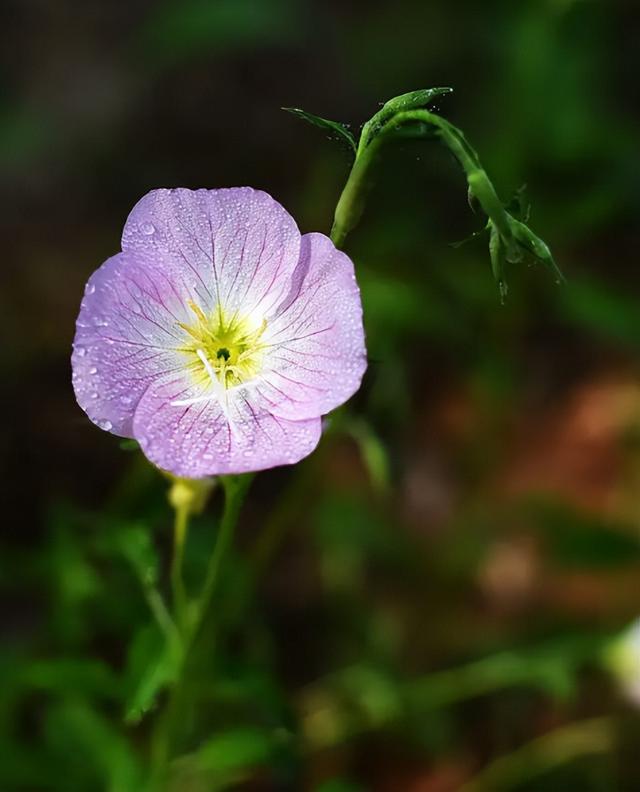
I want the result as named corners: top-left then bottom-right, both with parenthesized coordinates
top-left (85, 283), bottom-right (96, 295)
top-left (97, 419), bottom-right (113, 431)
top-left (75, 346), bottom-right (87, 357)
top-left (89, 367), bottom-right (98, 375)
top-left (140, 221), bottom-right (155, 235)
top-left (90, 392), bottom-right (99, 399)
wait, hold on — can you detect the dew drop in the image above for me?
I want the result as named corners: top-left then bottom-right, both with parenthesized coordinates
top-left (75, 346), bottom-right (87, 357)
top-left (85, 283), bottom-right (96, 295)
top-left (97, 419), bottom-right (113, 431)
top-left (90, 392), bottom-right (99, 399)
top-left (140, 221), bottom-right (155, 235)
top-left (89, 366), bottom-right (98, 375)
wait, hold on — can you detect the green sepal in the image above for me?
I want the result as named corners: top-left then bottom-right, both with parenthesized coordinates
top-left (489, 223), bottom-right (508, 304)
top-left (361, 87), bottom-right (453, 147)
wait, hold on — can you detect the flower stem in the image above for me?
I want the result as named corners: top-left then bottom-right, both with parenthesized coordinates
top-left (329, 102), bottom-right (562, 292)
top-left (150, 473), bottom-right (253, 790)
top-left (330, 137), bottom-right (380, 249)
top-left (170, 504), bottom-right (189, 634)
top-left (190, 473), bottom-right (254, 643)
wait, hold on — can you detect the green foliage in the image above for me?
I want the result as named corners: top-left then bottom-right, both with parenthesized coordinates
top-left (44, 701), bottom-right (143, 792)
top-left (123, 623), bottom-right (180, 724)
top-left (140, 0), bottom-right (301, 63)
top-left (294, 84), bottom-right (563, 298)
top-left (529, 501), bottom-right (640, 569)
top-left (559, 277), bottom-right (640, 349)
top-left (359, 87), bottom-right (454, 146)
top-left (282, 107), bottom-right (357, 153)
top-left (196, 727), bottom-right (273, 772)
top-left (4, 0), bottom-right (640, 789)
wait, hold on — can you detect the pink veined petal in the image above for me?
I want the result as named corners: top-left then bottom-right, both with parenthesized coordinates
top-left (73, 188), bottom-right (367, 476)
top-left (121, 187), bottom-right (302, 318)
top-left (256, 232), bottom-right (367, 421)
top-left (72, 252), bottom-right (192, 437)
top-left (132, 374), bottom-right (322, 477)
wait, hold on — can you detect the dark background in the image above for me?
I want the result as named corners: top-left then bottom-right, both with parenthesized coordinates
top-left (2, 1), bottom-right (640, 790)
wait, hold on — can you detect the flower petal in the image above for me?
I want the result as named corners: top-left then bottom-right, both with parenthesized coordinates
top-left (257, 232), bottom-right (367, 420)
top-left (121, 187), bottom-right (301, 317)
top-left (132, 375), bottom-right (322, 477)
top-left (72, 252), bottom-right (192, 437)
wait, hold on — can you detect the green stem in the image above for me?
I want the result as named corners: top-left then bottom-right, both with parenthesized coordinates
top-left (189, 474), bottom-right (254, 643)
top-left (170, 504), bottom-right (189, 634)
top-left (150, 473), bottom-right (253, 790)
top-left (330, 130), bottom-right (385, 248)
top-left (458, 717), bottom-right (613, 792)
top-left (383, 109), bottom-right (513, 238)
top-left (301, 636), bottom-right (610, 751)
top-left (329, 103), bottom-right (561, 288)
top-left (330, 107), bottom-right (489, 249)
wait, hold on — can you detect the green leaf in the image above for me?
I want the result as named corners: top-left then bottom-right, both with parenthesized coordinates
top-left (117, 523), bottom-right (159, 588)
top-left (345, 418), bottom-right (391, 496)
top-left (123, 624), bottom-right (180, 724)
top-left (559, 276), bottom-right (640, 348)
top-left (44, 701), bottom-right (143, 792)
top-left (282, 107), bottom-right (356, 153)
top-left (316, 780), bottom-right (366, 792)
top-left (20, 658), bottom-right (119, 699)
top-left (530, 501), bottom-right (640, 569)
top-left (196, 728), bottom-right (273, 772)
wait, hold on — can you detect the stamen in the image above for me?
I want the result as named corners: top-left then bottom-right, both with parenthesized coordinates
top-left (188, 300), bottom-right (209, 325)
top-left (171, 348), bottom-right (226, 408)
top-left (175, 304), bottom-right (268, 407)
top-left (197, 348), bottom-right (219, 384)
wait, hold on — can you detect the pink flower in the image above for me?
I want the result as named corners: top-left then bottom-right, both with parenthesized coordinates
top-left (72, 188), bottom-right (367, 477)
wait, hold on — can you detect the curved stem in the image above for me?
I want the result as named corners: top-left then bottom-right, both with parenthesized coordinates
top-left (458, 717), bottom-right (613, 792)
top-left (330, 104), bottom-right (561, 289)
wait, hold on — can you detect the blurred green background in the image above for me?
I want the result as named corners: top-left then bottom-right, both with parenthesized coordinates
top-left (3, 0), bottom-right (640, 789)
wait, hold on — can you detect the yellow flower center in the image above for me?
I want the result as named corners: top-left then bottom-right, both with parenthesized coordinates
top-left (179, 301), bottom-right (267, 390)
